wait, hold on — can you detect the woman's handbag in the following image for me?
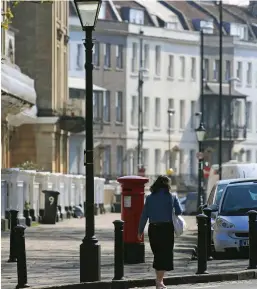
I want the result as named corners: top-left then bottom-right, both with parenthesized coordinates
top-left (171, 194), bottom-right (187, 237)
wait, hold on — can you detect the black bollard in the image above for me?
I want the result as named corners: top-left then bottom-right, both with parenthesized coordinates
top-left (247, 210), bottom-right (257, 269)
top-left (58, 205), bottom-right (63, 220)
top-left (68, 206), bottom-right (73, 218)
top-left (14, 225), bottom-right (29, 288)
top-left (113, 220), bottom-right (125, 281)
top-left (196, 214), bottom-right (208, 274)
top-left (64, 206), bottom-right (69, 219)
top-left (5, 210), bottom-right (11, 229)
top-left (8, 209), bottom-right (19, 262)
top-left (203, 207), bottom-right (213, 261)
top-left (23, 210), bottom-right (32, 227)
top-left (38, 209), bottom-right (44, 223)
top-left (29, 209), bottom-right (36, 222)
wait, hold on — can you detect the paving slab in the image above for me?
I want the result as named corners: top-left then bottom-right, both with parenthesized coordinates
top-left (1, 214), bottom-right (197, 289)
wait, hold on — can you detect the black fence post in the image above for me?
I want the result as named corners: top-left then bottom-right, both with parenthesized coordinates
top-left (203, 207), bottom-right (213, 261)
top-left (15, 225), bottom-right (29, 288)
top-left (113, 220), bottom-right (125, 281)
top-left (8, 209), bottom-right (19, 262)
top-left (196, 214), bottom-right (208, 274)
top-left (247, 210), bottom-right (257, 270)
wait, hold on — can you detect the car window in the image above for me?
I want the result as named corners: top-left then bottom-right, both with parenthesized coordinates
top-left (220, 184), bottom-right (257, 215)
top-left (207, 185), bottom-right (216, 205)
top-left (214, 184), bottom-right (228, 205)
top-left (186, 192), bottom-right (197, 200)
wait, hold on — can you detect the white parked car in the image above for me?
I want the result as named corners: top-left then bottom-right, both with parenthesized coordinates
top-left (213, 179), bottom-right (257, 253)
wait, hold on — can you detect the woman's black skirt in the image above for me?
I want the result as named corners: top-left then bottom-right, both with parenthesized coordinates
top-left (148, 222), bottom-right (174, 271)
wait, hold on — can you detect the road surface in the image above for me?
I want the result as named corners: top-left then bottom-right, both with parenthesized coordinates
top-left (137, 280), bottom-right (257, 289)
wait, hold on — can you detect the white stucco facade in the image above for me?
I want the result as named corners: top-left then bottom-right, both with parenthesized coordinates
top-left (233, 40), bottom-right (257, 162)
top-left (125, 24), bottom-right (201, 176)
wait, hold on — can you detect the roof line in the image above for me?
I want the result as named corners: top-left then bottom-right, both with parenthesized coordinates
top-left (160, 1), bottom-right (190, 30)
top-left (222, 5), bottom-right (257, 42)
top-left (108, 0), bottom-right (122, 22)
top-left (134, 0), bottom-right (159, 27)
top-left (188, 1), bottom-right (227, 34)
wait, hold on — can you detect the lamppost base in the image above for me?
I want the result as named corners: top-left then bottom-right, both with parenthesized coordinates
top-left (196, 270), bottom-right (209, 275)
top-left (16, 284), bottom-right (30, 289)
top-left (80, 237), bottom-right (101, 282)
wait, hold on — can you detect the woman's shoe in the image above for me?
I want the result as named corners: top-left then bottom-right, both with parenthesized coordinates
top-left (156, 280), bottom-right (167, 289)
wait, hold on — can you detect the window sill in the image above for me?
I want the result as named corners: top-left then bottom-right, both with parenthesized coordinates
top-left (143, 126), bottom-right (149, 131)
top-left (129, 126), bottom-right (138, 130)
top-left (167, 76), bottom-right (174, 81)
top-left (178, 78), bottom-right (185, 82)
top-left (179, 128), bottom-right (185, 132)
top-left (94, 65), bottom-right (100, 70)
top-left (103, 121), bottom-right (111, 125)
top-left (154, 75), bottom-right (161, 80)
top-left (246, 83), bottom-right (252, 88)
top-left (115, 67), bottom-right (124, 72)
top-left (167, 128), bottom-right (175, 133)
top-left (104, 66), bottom-right (112, 71)
top-left (236, 82), bottom-right (242, 87)
top-left (153, 127), bottom-right (161, 131)
top-left (191, 78), bottom-right (196, 82)
top-left (130, 72), bottom-right (138, 78)
top-left (115, 121), bottom-right (124, 126)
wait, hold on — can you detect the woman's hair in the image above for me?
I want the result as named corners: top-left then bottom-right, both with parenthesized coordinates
top-left (150, 175), bottom-right (171, 193)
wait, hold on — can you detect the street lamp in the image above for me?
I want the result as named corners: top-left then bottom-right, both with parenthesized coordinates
top-left (167, 108), bottom-right (175, 169)
top-left (195, 121), bottom-right (206, 210)
top-left (228, 77), bottom-right (240, 160)
top-left (74, 0), bottom-right (102, 283)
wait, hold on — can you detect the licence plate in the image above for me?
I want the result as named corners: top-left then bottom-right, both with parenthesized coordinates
top-left (239, 239), bottom-right (249, 247)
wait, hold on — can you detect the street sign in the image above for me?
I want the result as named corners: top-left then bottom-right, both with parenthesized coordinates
top-left (196, 152), bottom-right (204, 160)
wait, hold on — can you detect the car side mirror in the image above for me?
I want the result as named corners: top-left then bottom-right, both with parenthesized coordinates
top-left (208, 204), bottom-right (219, 212)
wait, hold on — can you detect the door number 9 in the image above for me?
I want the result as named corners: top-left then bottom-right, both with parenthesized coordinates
top-left (49, 196), bottom-right (54, 205)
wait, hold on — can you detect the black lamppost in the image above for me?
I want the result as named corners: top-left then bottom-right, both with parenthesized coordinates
top-left (74, 0), bottom-right (102, 283)
top-left (218, 0), bottom-right (223, 180)
top-left (167, 108), bottom-right (175, 169)
top-left (228, 77), bottom-right (240, 160)
top-left (195, 122), bottom-right (206, 209)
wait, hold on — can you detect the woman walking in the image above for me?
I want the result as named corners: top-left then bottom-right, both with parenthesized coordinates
top-left (138, 175), bottom-right (183, 289)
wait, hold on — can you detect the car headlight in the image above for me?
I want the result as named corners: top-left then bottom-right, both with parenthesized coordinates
top-left (214, 218), bottom-right (235, 229)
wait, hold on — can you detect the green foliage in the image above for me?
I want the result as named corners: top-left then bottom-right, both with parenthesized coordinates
top-left (16, 161), bottom-right (44, 171)
top-left (24, 201), bottom-right (30, 210)
top-left (1, 0), bottom-right (53, 30)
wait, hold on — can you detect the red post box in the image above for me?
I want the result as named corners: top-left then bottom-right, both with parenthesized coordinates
top-left (117, 175), bottom-right (149, 264)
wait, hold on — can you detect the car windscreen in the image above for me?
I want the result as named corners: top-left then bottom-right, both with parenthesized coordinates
top-left (214, 184), bottom-right (228, 205)
top-left (220, 184), bottom-right (257, 216)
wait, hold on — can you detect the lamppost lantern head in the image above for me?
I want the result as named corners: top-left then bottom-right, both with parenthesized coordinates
top-left (195, 122), bottom-right (206, 142)
top-left (167, 108), bottom-right (175, 116)
top-left (74, 0), bottom-right (102, 30)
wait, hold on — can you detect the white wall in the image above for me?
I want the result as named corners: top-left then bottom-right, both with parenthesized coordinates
top-left (125, 25), bottom-right (200, 175)
top-left (233, 42), bottom-right (257, 163)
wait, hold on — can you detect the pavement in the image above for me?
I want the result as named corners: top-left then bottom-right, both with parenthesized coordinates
top-left (1, 214), bottom-right (197, 289)
top-left (134, 280), bottom-right (257, 289)
top-left (0, 214), bottom-right (254, 289)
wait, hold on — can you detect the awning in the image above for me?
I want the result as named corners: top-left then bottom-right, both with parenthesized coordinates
top-left (1, 59), bottom-right (37, 105)
top-left (68, 77), bottom-right (106, 92)
top-left (1, 58), bottom-right (37, 121)
top-left (6, 105), bottom-right (37, 127)
top-left (204, 82), bottom-right (246, 98)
